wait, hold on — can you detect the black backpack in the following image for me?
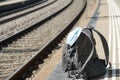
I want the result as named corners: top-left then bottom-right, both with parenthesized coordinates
top-left (62, 27), bottom-right (109, 80)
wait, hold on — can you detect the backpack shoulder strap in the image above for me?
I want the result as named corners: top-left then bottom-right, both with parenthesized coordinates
top-left (91, 28), bottom-right (109, 66)
top-left (76, 27), bottom-right (109, 74)
top-left (76, 28), bottom-right (95, 74)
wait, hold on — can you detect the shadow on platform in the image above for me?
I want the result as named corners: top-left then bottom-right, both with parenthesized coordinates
top-left (47, 62), bottom-right (120, 80)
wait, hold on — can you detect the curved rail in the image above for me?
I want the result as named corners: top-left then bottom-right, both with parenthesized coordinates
top-left (0, 0), bottom-right (57, 25)
top-left (0, 0), bottom-right (74, 79)
top-left (0, 0), bottom-right (48, 17)
top-left (0, 0), bottom-right (72, 48)
top-left (6, 0), bottom-right (87, 80)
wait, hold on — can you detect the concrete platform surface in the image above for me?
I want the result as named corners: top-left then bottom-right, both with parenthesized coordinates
top-left (30, 0), bottom-right (120, 79)
top-left (47, 62), bottom-right (69, 80)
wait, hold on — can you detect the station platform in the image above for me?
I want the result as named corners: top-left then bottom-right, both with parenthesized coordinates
top-left (32, 0), bottom-right (120, 79)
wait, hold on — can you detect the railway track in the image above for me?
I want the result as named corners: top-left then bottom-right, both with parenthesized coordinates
top-left (0, 0), bottom-right (86, 80)
top-left (0, 0), bottom-right (56, 24)
top-left (0, 0), bottom-right (47, 16)
top-left (0, 0), bottom-right (61, 43)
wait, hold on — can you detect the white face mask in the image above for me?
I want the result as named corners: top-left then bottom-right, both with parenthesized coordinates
top-left (66, 27), bottom-right (82, 46)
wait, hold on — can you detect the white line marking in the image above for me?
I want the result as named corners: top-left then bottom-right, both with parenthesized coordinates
top-left (113, 0), bottom-right (120, 79)
top-left (106, 0), bottom-right (120, 79)
top-left (104, 0), bottom-right (111, 80)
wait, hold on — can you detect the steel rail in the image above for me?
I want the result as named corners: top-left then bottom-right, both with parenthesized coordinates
top-left (0, 0), bottom-right (72, 49)
top-left (7, 0), bottom-right (87, 80)
top-left (0, 0), bottom-right (73, 79)
top-left (0, 0), bottom-right (48, 17)
top-left (0, 0), bottom-right (57, 24)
